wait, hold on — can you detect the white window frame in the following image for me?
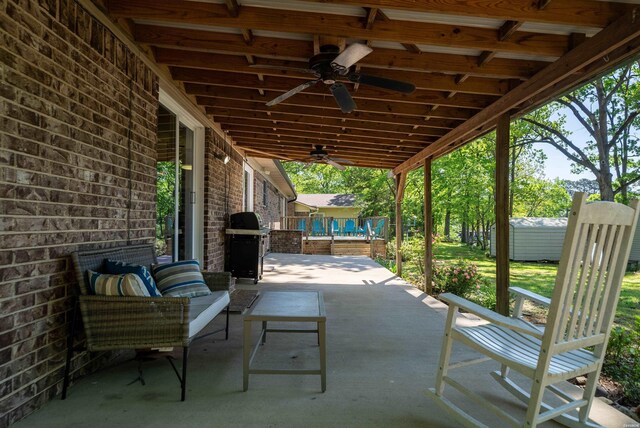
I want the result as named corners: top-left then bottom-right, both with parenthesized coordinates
top-left (243, 162), bottom-right (254, 211)
top-left (159, 90), bottom-right (205, 264)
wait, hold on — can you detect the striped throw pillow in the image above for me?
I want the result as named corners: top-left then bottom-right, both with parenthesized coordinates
top-left (87, 271), bottom-right (150, 297)
top-left (152, 260), bottom-right (211, 298)
top-left (105, 259), bottom-right (161, 297)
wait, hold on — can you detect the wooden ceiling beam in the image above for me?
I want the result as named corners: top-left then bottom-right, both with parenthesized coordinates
top-left (210, 109), bottom-right (454, 134)
top-left (108, 0), bottom-right (570, 57)
top-left (154, 47), bottom-right (509, 96)
top-left (296, 0), bottom-right (630, 28)
top-left (136, 25), bottom-right (545, 79)
top-left (499, 21), bottom-right (524, 41)
top-left (392, 6), bottom-right (640, 175)
top-left (240, 147), bottom-right (399, 169)
top-left (205, 105), bottom-right (461, 128)
top-left (195, 96), bottom-right (475, 121)
top-left (178, 78), bottom-right (494, 110)
top-left (220, 121), bottom-right (434, 142)
top-left (225, 127), bottom-right (431, 148)
top-left (216, 118), bottom-right (448, 139)
top-left (230, 137), bottom-right (415, 159)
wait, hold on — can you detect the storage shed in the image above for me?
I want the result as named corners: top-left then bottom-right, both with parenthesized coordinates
top-left (490, 218), bottom-right (568, 261)
top-left (491, 217), bottom-right (640, 262)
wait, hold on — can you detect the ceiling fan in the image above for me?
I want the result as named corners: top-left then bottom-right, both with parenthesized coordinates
top-left (301, 145), bottom-right (354, 170)
top-left (259, 43), bottom-right (416, 114)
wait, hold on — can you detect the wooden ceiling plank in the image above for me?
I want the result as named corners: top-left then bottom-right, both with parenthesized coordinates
top-left (221, 121), bottom-right (431, 142)
top-left (135, 25), bottom-right (546, 79)
top-left (196, 95), bottom-right (475, 121)
top-left (232, 137), bottom-right (415, 157)
top-left (108, 1), bottom-right (570, 57)
top-left (226, 127), bottom-right (431, 147)
top-left (211, 110), bottom-right (454, 134)
top-left (291, 0), bottom-right (630, 28)
top-left (217, 117), bottom-right (448, 138)
top-left (392, 7), bottom-right (640, 175)
top-left (229, 137), bottom-right (429, 157)
top-left (231, 138), bottom-right (415, 160)
top-left (178, 77), bottom-right (495, 110)
top-left (206, 105), bottom-right (462, 129)
top-left (153, 47), bottom-right (509, 95)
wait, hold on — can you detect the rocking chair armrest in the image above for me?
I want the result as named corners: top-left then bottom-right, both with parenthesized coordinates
top-left (439, 293), bottom-right (544, 339)
top-left (509, 287), bottom-right (551, 307)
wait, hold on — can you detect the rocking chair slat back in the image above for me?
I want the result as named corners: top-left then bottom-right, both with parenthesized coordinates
top-left (548, 193), bottom-right (639, 348)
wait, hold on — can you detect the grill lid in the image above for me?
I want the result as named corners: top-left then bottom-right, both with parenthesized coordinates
top-left (230, 212), bottom-right (262, 230)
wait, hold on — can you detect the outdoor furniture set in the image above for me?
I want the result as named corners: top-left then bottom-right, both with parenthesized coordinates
top-left (60, 193), bottom-right (639, 427)
top-left (62, 244), bottom-right (232, 401)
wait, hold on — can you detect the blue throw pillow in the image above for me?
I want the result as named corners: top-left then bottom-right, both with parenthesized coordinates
top-left (152, 260), bottom-right (211, 298)
top-left (87, 270), bottom-right (150, 296)
top-left (105, 259), bottom-right (162, 297)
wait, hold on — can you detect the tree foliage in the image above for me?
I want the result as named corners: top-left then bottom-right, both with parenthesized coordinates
top-left (522, 61), bottom-right (640, 202)
top-left (156, 161), bottom-right (175, 239)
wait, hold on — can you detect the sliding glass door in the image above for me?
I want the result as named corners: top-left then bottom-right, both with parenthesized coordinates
top-left (156, 104), bottom-right (195, 262)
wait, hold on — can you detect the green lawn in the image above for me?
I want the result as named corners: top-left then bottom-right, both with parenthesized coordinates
top-left (409, 242), bottom-right (640, 328)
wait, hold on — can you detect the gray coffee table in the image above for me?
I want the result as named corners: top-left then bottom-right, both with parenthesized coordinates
top-left (242, 291), bottom-right (326, 392)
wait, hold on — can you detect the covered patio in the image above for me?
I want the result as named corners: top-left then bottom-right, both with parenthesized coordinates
top-left (15, 254), bottom-right (633, 427)
top-left (3, 0), bottom-right (640, 425)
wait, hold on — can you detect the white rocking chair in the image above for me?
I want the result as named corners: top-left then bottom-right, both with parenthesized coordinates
top-left (427, 193), bottom-right (640, 428)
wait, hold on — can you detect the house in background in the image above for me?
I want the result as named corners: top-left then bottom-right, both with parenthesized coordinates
top-left (289, 194), bottom-right (361, 220)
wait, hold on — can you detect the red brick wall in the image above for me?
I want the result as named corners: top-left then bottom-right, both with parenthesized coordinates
top-left (202, 130), bottom-right (243, 271)
top-left (270, 230), bottom-right (303, 254)
top-left (253, 172), bottom-right (285, 230)
top-left (0, 0), bottom-right (158, 424)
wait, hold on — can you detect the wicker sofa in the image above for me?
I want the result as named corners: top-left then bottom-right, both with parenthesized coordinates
top-left (62, 244), bottom-right (232, 401)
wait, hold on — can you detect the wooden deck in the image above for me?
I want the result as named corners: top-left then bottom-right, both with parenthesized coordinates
top-left (303, 237), bottom-right (386, 257)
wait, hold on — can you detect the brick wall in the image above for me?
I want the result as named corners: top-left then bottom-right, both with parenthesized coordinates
top-left (270, 230), bottom-right (303, 254)
top-left (253, 173), bottom-right (283, 230)
top-left (202, 130), bottom-right (243, 272)
top-left (0, 0), bottom-right (158, 425)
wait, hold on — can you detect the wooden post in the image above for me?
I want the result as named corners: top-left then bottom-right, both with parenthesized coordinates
top-left (424, 158), bottom-right (433, 294)
top-left (395, 172), bottom-right (406, 276)
top-left (496, 113), bottom-right (510, 315)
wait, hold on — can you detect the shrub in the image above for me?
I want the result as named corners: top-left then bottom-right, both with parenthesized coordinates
top-left (467, 282), bottom-right (497, 311)
top-left (603, 317), bottom-right (640, 404)
top-left (432, 259), bottom-right (483, 298)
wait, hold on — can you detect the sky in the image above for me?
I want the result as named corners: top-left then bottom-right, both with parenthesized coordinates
top-left (535, 112), bottom-right (593, 181)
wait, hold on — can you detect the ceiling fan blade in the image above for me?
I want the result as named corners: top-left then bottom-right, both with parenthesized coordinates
top-left (249, 64), bottom-right (317, 75)
top-left (330, 83), bottom-right (357, 113)
top-left (331, 43), bottom-right (373, 71)
top-left (326, 159), bottom-right (346, 170)
top-left (349, 73), bottom-right (416, 94)
top-left (266, 79), bottom-right (320, 106)
top-left (329, 157), bottom-right (354, 165)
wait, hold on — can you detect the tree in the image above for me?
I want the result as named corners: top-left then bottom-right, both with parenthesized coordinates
top-left (522, 62), bottom-right (640, 202)
top-left (156, 162), bottom-right (176, 239)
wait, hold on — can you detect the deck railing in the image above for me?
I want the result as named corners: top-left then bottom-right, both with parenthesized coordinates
top-left (279, 216), bottom-right (389, 241)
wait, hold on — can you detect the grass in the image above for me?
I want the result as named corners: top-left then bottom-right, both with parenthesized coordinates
top-left (402, 242), bottom-right (640, 328)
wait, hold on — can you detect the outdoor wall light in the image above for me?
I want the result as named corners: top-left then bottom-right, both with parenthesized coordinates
top-left (215, 153), bottom-right (230, 164)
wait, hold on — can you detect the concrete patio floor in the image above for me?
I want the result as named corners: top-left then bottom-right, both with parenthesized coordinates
top-left (16, 254), bottom-right (633, 428)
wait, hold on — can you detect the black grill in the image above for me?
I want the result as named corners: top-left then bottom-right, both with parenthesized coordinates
top-left (226, 212), bottom-right (268, 284)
